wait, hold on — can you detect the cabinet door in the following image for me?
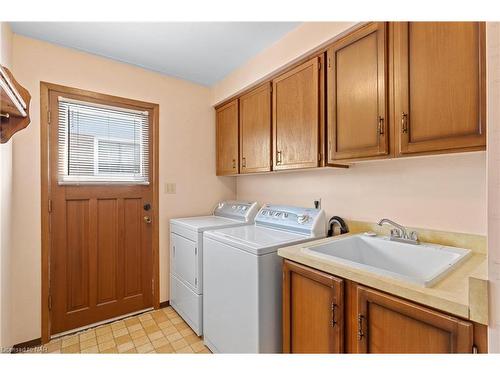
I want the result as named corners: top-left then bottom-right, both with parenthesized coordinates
top-left (216, 99), bottom-right (239, 175)
top-left (394, 22), bottom-right (486, 155)
top-left (283, 260), bottom-right (344, 353)
top-left (356, 285), bottom-right (473, 353)
top-left (273, 57), bottom-right (320, 170)
top-left (239, 83), bottom-right (272, 173)
top-left (327, 22), bottom-right (388, 162)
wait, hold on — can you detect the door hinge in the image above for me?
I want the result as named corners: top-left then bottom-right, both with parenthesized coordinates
top-left (48, 199), bottom-right (52, 213)
top-left (318, 61), bottom-right (321, 70)
top-left (48, 295), bottom-right (52, 311)
top-left (47, 110), bottom-right (51, 125)
top-left (328, 57), bottom-right (331, 68)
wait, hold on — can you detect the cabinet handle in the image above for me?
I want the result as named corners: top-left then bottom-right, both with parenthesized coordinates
top-left (401, 112), bottom-right (408, 133)
top-left (378, 116), bottom-right (384, 135)
top-left (357, 314), bottom-right (365, 341)
top-left (232, 159), bottom-right (236, 169)
top-left (276, 151), bottom-right (282, 165)
top-left (242, 157), bottom-right (246, 168)
top-left (173, 245), bottom-right (175, 257)
top-left (331, 302), bottom-right (338, 327)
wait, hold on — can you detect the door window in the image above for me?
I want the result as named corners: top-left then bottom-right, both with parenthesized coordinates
top-left (57, 97), bottom-right (149, 184)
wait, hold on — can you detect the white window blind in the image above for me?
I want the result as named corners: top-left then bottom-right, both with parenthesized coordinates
top-left (58, 97), bottom-right (150, 185)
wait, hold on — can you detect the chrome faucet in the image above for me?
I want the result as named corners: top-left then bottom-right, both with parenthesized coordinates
top-left (377, 218), bottom-right (419, 245)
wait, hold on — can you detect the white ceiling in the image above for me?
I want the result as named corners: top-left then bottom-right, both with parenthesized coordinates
top-left (9, 22), bottom-right (300, 86)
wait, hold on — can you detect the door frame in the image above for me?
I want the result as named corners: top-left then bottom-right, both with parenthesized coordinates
top-left (40, 82), bottom-right (160, 343)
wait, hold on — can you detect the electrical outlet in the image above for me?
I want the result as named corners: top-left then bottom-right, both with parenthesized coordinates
top-left (165, 183), bottom-right (176, 194)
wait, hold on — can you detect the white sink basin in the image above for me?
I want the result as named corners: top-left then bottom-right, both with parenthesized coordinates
top-left (302, 234), bottom-right (471, 287)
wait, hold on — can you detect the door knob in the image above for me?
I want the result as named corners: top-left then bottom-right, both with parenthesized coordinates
top-left (143, 216), bottom-right (152, 224)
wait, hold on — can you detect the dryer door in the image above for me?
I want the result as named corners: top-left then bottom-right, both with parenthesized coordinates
top-left (171, 233), bottom-right (199, 291)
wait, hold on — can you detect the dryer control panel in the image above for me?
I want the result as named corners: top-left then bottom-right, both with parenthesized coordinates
top-left (213, 201), bottom-right (260, 222)
top-left (255, 204), bottom-right (326, 237)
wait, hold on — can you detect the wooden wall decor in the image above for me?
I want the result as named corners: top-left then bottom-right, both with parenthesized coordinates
top-left (0, 65), bottom-right (31, 143)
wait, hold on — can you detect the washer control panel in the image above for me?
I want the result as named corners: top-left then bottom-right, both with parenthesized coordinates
top-left (213, 201), bottom-right (260, 222)
top-left (256, 204), bottom-right (326, 236)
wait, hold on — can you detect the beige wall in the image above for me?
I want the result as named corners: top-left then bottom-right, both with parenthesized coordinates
top-left (0, 22), bottom-right (14, 349)
top-left (487, 22), bottom-right (500, 353)
top-left (8, 34), bottom-right (235, 346)
top-left (237, 153), bottom-right (486, 234)
top-left (213, 21), bottom-right (487, 236)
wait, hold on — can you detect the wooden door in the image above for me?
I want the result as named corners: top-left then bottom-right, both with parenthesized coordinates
top-left (283, 260), bottom-right (344, 353)
top-left (239, 83), bottom-right (272, 173)
top-left (48, 88), bottom-right (157, 335)
top-left (394, 22), bottom-right (486, 155)
top-left (273, 57), bottom-right (320, 170)
top-left (327, 22), bottom-right (388, 162)
top-left (216, 99), bottom-right (239, 175)
top-left (356, 285), bottom-right (473, 353)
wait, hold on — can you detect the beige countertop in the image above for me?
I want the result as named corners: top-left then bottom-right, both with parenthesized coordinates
top-left (277, 221), bottom-right (488, 325)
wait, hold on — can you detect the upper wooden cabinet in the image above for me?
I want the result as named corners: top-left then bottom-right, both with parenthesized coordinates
top-left (327, 22), bottom-right (388, 162)
top-left (394, 22), bottom-right (486, 155)
top-left (239, 83), bottom-right (272, 173)
top-left (214, 22), bottom-right (487, 175)
top-left (273, 57), bottom-right (320, 170)
top-left (283, 260), bottom-right (343, 353)
top-left (356, 285), bottom-right (474, 353)
top-left (215, 99), bottom-right (239, 176)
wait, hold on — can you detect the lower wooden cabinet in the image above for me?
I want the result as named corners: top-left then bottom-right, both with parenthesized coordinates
top-left (355, 285), bottom-right (473, 353)
top-left (282, 260), bottom-right (485, 354)
top-left (283, 260), bottom-right (344, 353)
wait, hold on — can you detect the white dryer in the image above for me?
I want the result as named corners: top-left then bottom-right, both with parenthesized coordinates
top-left (169, 201), bottom-right (259, 336)
top-left (203, 204), bottom-right (326, 353)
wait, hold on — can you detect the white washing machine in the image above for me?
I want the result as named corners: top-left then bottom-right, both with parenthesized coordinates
top-left (203, 204), bottom-right (326, 353)
top-left (169, 201), bottom-right (259, 336)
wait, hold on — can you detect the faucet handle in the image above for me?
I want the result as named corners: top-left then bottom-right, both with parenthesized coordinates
top-left (408, 231), bottom-right (418, 242)
top-left (390, 228), bottom-right (403, 238)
